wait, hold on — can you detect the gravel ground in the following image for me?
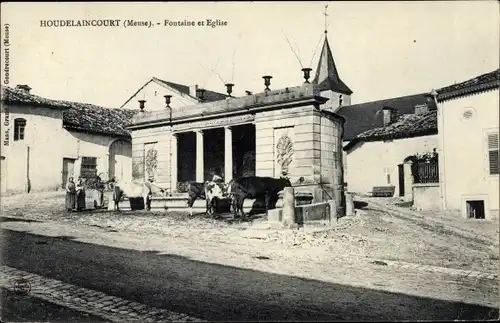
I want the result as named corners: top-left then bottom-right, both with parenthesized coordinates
top-left (2, 191), bottom-right (499, 274)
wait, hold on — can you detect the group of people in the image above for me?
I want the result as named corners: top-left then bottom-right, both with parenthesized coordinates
top-left (65, 177), bottom-right (86, 212)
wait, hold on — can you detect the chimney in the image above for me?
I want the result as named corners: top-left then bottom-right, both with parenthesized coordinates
top-left (414, 103), bottom-right (428, 115)
top-left (382, 106), bottom-right (397, 126)
top-left (425, 91), bottom-right (438, 111)
top-left (138, 100), bottom-right (146, 112)
top-left (189, 85), bottom-right (198, 97)
top-left (196, 88), bottom-right (206, 101)
top-left (16, 84), bottom-right (32, 94)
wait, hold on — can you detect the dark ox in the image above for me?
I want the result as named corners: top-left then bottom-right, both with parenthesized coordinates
top-left (187, 181), bottom-right (228, 216)
top-left (228, 176), bottom-right (292, 220)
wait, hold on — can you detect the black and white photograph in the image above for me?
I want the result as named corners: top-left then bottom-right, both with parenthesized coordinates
top-left (0, 1), bottom-right (499, 322)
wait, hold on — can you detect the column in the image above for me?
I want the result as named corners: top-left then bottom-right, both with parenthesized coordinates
top-left (196, 130), bottom-right (204, 182)
top-left (403, 161), bottom-right (414, 202)
top-left (282, 187), bottom-right (298, 229)
top-left (224, 126), bottom-right (233, 181)
top-left (345, 192), bottom-right (355, 216)
top-left (170, 133), bottom-right (178, 193)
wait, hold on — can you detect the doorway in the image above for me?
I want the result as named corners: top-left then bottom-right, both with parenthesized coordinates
top-left (109, 139), bottom-right (132, 182)
top-left (62, 158), bottom-right (76, 188)
top-left (398, 164), bottom-right (404, 196)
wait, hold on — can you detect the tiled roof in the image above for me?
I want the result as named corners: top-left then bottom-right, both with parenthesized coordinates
top-left (1, 85), bottom-right (69, 109)
top-left (153, 78), bottom-right (228, 102)
top-left (343, 110), bottom-right (437, 151)
top-left (436, 69), bottom-right (500, 102)
top-left (63, 104), bottom-right (137, 138)
top-left (337, 93), bottom-right (435, 141)
top-left (1, 86), bottom-right (138, 138)
top-left (312, 36), bottom-right (353, 95)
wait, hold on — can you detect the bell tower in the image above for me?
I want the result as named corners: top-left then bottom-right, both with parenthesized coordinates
top-left (313, 5), bottom-right (353, 112)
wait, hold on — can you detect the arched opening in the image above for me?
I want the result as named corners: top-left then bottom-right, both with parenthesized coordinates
top-left (108, 139), bottom-right (132, 182)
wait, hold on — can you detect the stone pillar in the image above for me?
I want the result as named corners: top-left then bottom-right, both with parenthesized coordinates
top-left (282, 187), bottom-right (298, 229)
top-left (345, 192), bottom-right (355, 216)
top-left (196, 130), bottom-right (204, 182)
top-left (224, 126), bottom-right (233, 181)
top-left (170, 133), bottom-right (178, 194)
top-left (404, 161), bottom-right (414, 202)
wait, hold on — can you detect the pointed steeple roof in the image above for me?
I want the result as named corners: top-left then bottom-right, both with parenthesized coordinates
top-left (312, 33), bottom-right (353, 95)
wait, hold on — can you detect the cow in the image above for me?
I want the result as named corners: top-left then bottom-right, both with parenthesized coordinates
top-left (186, 181), bottom-right (229, 216)
top-left (111, 178), bottom-right (168, 211)
top-left (228, 176), bottom-right (292, 220)
top-left (204, 181), bottom-right (230, 216)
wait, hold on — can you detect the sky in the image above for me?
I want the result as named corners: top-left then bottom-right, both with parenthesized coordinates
top-left (1, 1), bottom-right (499, 109)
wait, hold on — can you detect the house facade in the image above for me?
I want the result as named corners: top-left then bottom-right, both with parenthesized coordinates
top-left (338, 93), bottom-right (437, 184)
top-left (343, 106), bottom-right (438, 196)
top-left (435, 69), bottom-right (499, 220)
top-left (1, 85), bottom-right (136, 194)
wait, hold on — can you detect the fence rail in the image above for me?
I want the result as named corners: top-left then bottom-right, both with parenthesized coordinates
top-left (413, 161), bottom-right (439, 184)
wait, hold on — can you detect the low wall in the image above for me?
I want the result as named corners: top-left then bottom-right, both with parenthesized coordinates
top-left (268, 200), bottom-right (337, 228)
top-left (413, 183), bottom-right (441, 211)
top-left (116, 196), bottom-right (267, 214)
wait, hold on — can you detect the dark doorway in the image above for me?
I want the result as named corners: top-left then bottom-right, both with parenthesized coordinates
top-left (466, 200), bottom-right (485, 219)
top-left (177, 132), bottom-right (196, 183)
top-left (398, 164), bottom-right (404, 197)
top-left (232, 124), bottom-right (256, 178)
top-left (203, 128), bottom-right (225, 182)
top-left (61, 158), bottom-right (76, 188)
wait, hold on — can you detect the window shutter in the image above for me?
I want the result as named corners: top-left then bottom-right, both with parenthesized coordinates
top-left (487, 133), bottom-right (499, 150)
top-left (487, 133), bottom-right (499, 175)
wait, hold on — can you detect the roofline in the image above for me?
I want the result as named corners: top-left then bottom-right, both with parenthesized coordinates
top-left (343, 129), bottom-right (438, 152)
top-left (128, 95), bottom-right (330, 130)
top-left (118, 77), bottom-right (204, 109)
top-left (152, 77), bottom-right (201, 101)
top-left (63, 124), bottom-right (131, 139)
top-left (437, 81), bottom-right (499, 103)
top-left (1, 99), bottom-right (71, 110)
top-left (118, 78), bottom-right (155, 109)
top-left (339, 92), bottom-right (429, 110)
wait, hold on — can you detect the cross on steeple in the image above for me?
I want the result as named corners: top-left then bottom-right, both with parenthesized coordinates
top-left (323, 4), bottom-right (329, 34)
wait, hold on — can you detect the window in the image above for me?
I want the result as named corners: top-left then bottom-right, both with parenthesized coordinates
top-left (14, 118), bottom-right (26, 141)
top-left (466, 200), bottom-right (485, 219)
top-left (80, 157), bottom-right (97, 178)
top-left (487, 132), bottom-right (499, 175)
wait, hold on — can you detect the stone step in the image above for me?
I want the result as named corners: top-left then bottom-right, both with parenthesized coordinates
top-left (117, 197), bottom-right (270, 214)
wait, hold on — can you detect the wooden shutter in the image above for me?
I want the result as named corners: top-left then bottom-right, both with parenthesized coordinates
top-left (487, 133), bottom-right (499, 175)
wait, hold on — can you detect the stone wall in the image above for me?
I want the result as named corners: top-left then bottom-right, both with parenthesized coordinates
top-left (131, 125), bottom-right (172, 188)
top-left (319, 110), bottom-right (344, 203)
top-left (254, 105), bottom-right (316, 182)
top-left (413, 183), bottom-right (441, 211)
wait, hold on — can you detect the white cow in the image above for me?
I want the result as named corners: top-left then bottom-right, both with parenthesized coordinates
top-left (111, 179), bottom-right (168, 211)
